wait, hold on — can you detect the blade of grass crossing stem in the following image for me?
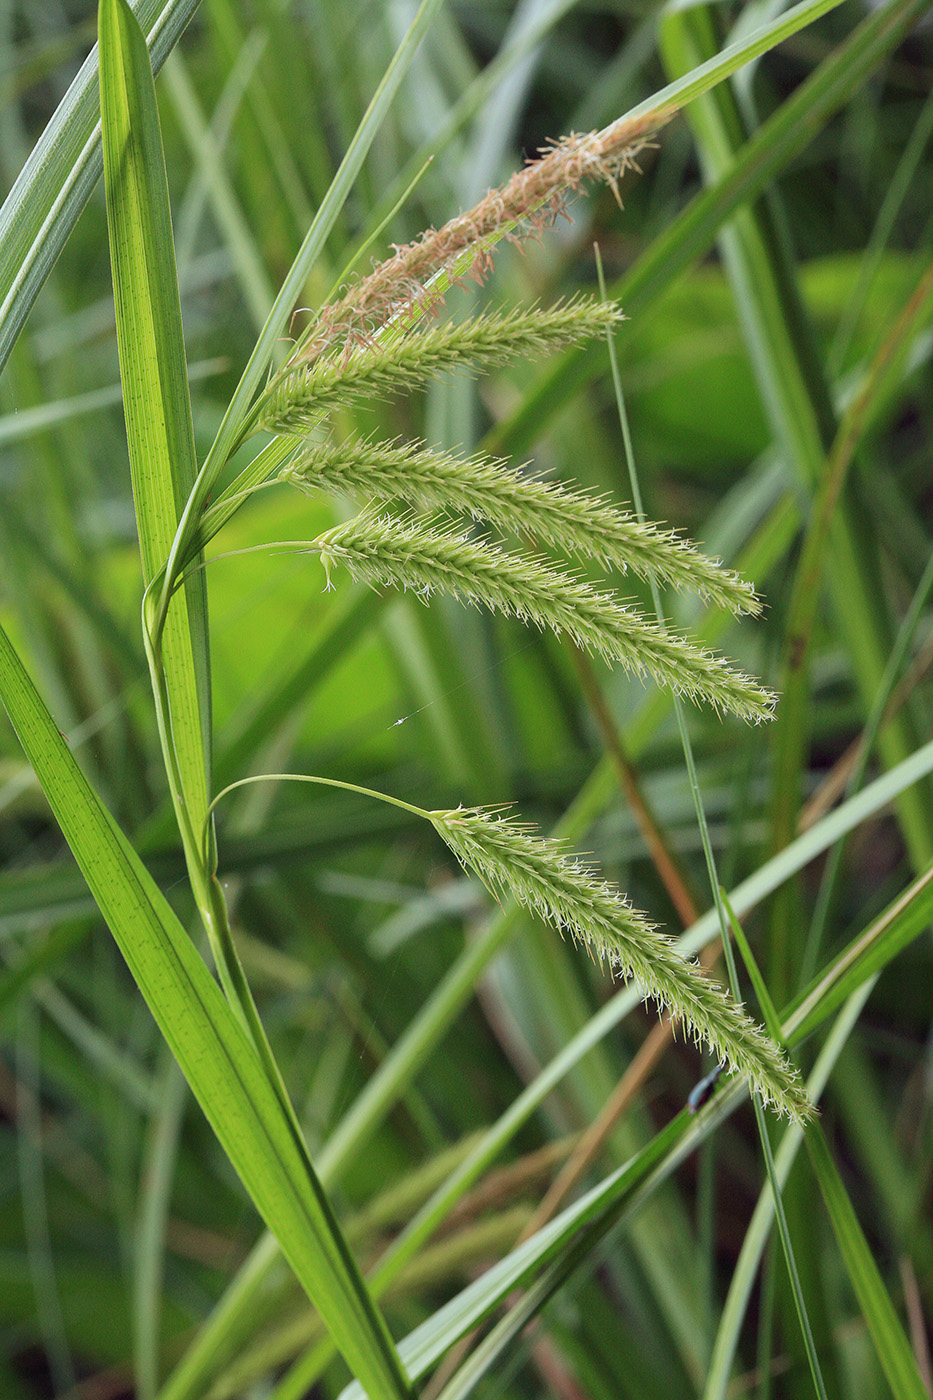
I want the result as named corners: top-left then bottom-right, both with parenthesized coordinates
top-left (98, 0), bottom-right (211, 829)
top-left (599, 251), bottom-right (827, 1397)
top-left (720, 888), bottom-right (781, 1043)
top-left (0, 620), bottom-right (412, 1400)
top-left (805, 1123), bottom-right (930, 1400)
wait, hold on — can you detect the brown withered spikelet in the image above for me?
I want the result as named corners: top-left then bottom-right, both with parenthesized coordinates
top-left (294, 107), bottom-right (676, 365)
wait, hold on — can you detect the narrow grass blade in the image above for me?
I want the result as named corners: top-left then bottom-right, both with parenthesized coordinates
top-left (0, 621), bottom-right (411, 1400)
top-left (830, 82), bottom-right (933, 375)
top-left (805, 1123), bottom-right (930, 1400)
top-left (135, 1056), bottom-right (187, 1400)
top-left (16, 1004), bottom-right (75, 1395)
top-left (99, 0), bottom-right (211, 829)
top-left (339, 1111), bottom-right (687, 1398)
top-left (784, 861), bottom-right (933, 1045)
top-left (0, 0), bottom-right (200, 375)
top-left (720, 887), bottom-right (781, 1042)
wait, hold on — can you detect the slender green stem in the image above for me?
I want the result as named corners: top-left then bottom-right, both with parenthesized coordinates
top-left (140, 585), bottom-right (296, 1120)
top-left (143, 607), bottom-right (351, 1175)
top-left (205, 772), bottom-right (433, 872)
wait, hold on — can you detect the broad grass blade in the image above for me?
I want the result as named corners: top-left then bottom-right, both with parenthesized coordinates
top-left (0, 619), bottom-right (411, 1400)
top-left (99, 0), bottom-right (211, 826)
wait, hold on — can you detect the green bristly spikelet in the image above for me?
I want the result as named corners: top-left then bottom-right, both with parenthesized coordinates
top-left (315, 511), bottom-right (776, 723)
top-left (430, 807), bottom-right (813, 1125)
top-left (263, 300), bottom-right (624, 432)
top-left (285, 436), bottom-right (760, 616)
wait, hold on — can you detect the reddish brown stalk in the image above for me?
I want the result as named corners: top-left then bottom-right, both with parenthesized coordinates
top-left (296, 106), bottom-right (676, 364)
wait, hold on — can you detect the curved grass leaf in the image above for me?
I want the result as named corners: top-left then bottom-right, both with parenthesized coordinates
top-left (0, 619), bottom-right (411, 1400)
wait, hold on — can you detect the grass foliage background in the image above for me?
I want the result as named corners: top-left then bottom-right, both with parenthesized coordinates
top-left (0, 2), bottom-right (931, 1398)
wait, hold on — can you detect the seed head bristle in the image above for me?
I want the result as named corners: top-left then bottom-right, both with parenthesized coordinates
top-left (429, 806), bottom-right (813, 1125)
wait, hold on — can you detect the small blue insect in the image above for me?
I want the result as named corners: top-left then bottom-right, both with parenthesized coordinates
top-left (687, 1062), bottom-right (726, 1114)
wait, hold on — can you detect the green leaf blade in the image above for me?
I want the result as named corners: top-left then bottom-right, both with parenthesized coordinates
top-left (806, 1124), bottom-right (930, 1400)
top-left (0, 0), bottom-right (201, 378)
top-left (0, 620), bottom-right (410, 1400)
top-left (98, 0), bottom-right (211, 823)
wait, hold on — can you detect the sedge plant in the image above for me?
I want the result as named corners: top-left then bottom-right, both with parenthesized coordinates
top-left (8, 2), bottom-right (932, 1398)
top-left (98, 0), bottom-right (811, 1384)
top-left (117, 16), bottom-right (808, 1120)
